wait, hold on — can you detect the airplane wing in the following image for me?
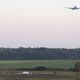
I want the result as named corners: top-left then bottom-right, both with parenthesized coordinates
top-left (67, 7), bottom-right (73, 9)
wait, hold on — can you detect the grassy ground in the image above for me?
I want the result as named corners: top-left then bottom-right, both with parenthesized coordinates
top-left (0, 71), bottom-right (80, 80)
top-left (0, 60), bottom-right (80, 80)
top-left (0, 60), bottom-right (79, 69)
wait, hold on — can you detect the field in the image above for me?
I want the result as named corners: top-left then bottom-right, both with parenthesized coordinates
top-left (0, 60), bottom-right (80, 80)
top-left (0, 71), bottom-right (80, 80)
top-left (0, 60), bottom-right (79, 69)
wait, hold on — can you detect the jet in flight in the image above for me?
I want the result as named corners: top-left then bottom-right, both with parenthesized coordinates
top-left (67, 6), bottom-right (80, 10)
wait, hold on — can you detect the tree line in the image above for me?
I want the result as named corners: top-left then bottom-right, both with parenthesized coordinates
top-left (0, 47), bottom-right (80, 60)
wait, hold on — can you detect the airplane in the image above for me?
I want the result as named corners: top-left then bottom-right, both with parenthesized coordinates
top-left (67, 6), bottom-right (80, 10)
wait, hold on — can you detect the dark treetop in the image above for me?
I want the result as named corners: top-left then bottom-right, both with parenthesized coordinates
top-left (0, 47), bottom-right (80, 60)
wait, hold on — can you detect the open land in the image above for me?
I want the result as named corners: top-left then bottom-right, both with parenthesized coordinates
top-left (0, 60), bottom-right (79, 69)
top-left (0, 60), bottom-right (80, 80)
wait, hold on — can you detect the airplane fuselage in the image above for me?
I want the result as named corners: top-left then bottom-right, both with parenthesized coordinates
top-left (68, 6), bottom-right (79, 10)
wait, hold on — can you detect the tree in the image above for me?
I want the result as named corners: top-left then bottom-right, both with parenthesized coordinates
top-left (74, 62), bottom-right (80, 72)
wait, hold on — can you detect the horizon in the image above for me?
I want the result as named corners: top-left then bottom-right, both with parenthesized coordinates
top-left (0, 46), bottom-right (79, 49)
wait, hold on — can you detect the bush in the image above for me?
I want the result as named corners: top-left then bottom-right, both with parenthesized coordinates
top-left (33, 66), bottom-right (47, 70)
top-left (74, 62), bottom-right (80, 72)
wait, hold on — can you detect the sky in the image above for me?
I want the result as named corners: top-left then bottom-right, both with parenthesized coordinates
top-left (0, 0), bottom-right (80, 48)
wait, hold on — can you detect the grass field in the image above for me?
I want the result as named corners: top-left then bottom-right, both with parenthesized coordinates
top-left (0, 60), bottom-right (79, 69)
top-left (0, 70), bottom-right (80, 80)
top-left (0, 60), bottom-right (80, 80)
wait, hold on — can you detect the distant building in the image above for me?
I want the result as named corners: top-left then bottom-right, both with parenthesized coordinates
top-left (17, 71), bottom-right (32, 74)
top-left (22, 71), bottom-right (30, 74)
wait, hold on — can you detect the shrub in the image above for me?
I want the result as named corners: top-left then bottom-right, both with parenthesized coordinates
top-left (74, 62), bottom-right (80, 72)
top-left (33, 66), bottom-right (47, 70)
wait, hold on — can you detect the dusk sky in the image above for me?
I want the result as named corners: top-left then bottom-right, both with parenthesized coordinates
top-left (0, 0), bottom-right (80, 48)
